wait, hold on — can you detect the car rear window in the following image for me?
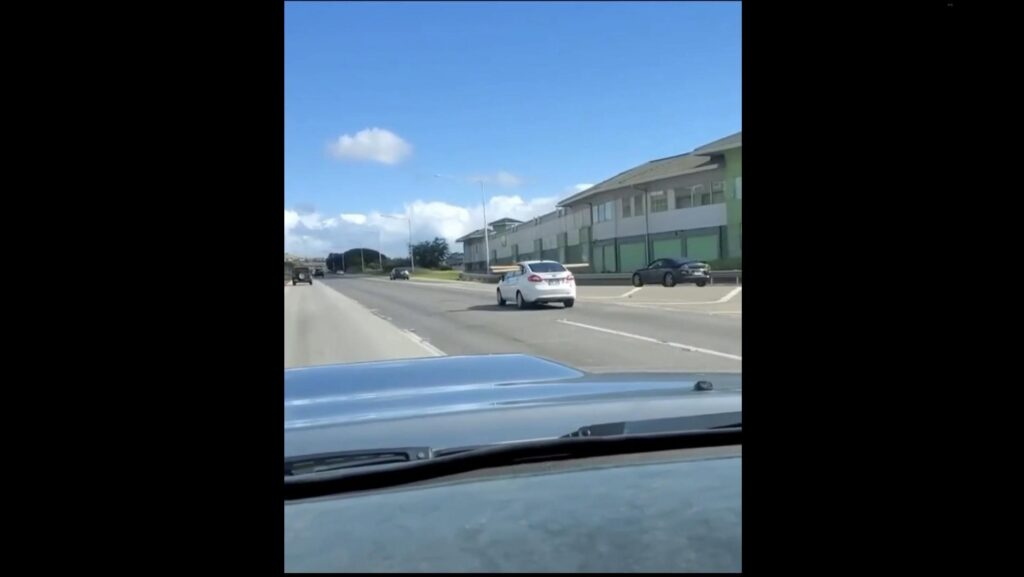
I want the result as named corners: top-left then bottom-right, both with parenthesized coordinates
top-left (528, 262), bottom-right (566, 273)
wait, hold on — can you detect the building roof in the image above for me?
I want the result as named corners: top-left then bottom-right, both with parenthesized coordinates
top-left (456, 229), bottom-right (485, 243)
top-left (457, 218), bottom-right (523, 243)
top-left (556, 130), bottom-right (741, 207)
top-left (693, 131), bottom-right (741, 155)
top-left (557, 153), bottom-right (715, 207)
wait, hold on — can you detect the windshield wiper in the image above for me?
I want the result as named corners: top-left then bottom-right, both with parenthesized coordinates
top-left (285, 447), bottom-right (433, 477)
top-left (431, 412), bottom-right (742, 459)
top-left (285, 428), bottom-right (741, 501)
top-left (560, 411), bottom-right (742, 438)
top-left (285, 413), bottom-right (742, 478)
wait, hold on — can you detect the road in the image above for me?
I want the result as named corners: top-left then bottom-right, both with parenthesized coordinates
top-left (284, 278), bottom-right (442, 368)
top-left (285, 274), bottom-right (741, 373)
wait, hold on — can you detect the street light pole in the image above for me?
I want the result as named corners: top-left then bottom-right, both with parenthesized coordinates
top-left (383, 213), bottom-right (414, 272)
top-left (481, 179), bottom-right (490, 274)
top-left (378, 228), bottom-right (383, 270)
top-left (408, 211), bottom-right (414, 272)
top-left (435, 173), bottom-right (489, 273)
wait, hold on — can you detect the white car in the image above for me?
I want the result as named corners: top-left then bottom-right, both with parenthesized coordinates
top-left (497, 260), bottom-right (576, 309)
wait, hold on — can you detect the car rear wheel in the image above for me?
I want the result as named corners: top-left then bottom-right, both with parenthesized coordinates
top-left (632, 273), bottom-right (643, 287)
top-left (564, 299), bottom-right (575, 308)
top-left (516, 291), bottom-right (527, 309)
top-left (663, 272), bottom-right (676, 287)
top-left (292, 281), bottom-right (296, 285)
top-left (497, 289), bottom-right (506, 306)
top-left (696, 280), bottom-right (708, 287)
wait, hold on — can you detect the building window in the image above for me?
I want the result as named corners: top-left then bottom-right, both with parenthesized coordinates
top-left (693, 184), bottom-right (711, 206)
top-left (624, 194), bottom-right (641, 216)
top-left (735, 176), bottom-right (742, 199)
top-left (649, 190), bottom-right (668, 213)
top-left (675, 188), bottom-right (692, 209)
top-left (712, 181), bottom-right (725, 204)
top-left (592, 200), bottom-right (615, 223)
top-left (622, 197), bottom-right (631, 218)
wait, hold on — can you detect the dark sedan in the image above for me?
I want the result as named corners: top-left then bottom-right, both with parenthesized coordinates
top-left (632, 258), bottom-right (710, 287)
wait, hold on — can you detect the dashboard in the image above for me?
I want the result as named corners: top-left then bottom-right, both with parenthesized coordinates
top-left (285, 446), bottom-right (742, 572)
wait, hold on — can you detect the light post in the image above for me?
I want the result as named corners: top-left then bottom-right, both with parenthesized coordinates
top-left (435, 173), bottom-right (490, 273)
top-left (383, 212), bottom-right (414, 272)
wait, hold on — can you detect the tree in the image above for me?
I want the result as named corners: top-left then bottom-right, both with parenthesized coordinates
top-left (411, 237), bottom-right (450, 269)
top-left (337, 248), bottom-right (386, 272)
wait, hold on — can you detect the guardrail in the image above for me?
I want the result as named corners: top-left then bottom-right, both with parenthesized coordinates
top-left (459, 269), bottom-right (741, 286)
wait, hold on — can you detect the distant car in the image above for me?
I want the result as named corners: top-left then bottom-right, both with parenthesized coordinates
top-left (292, 267), bottom-right (313, 285)
top-left (390, 268), bottom-right (410, 280)
top-left (632, 258), bottom-right (710, 288)
top-left (313, 268), bottom-right (324, 278)
top-left (497, 260), bottom-right (576, 309)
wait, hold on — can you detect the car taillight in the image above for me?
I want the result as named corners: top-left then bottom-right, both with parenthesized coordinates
top-left (528, 274), bottom-right (542, 282)
top-left (566, 274), bottom-right (574, 283)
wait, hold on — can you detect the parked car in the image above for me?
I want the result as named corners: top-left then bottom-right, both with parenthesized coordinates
top-left (292, 267), bottom-right (313, 285)
top-left (390, 268), bottom-right (411, 280)
top-left (632, 258), bottom-right (710, 287)
top-left (285, 353), bottom-right (741, 573)
top-left (497, 260), bottom-right (576, 309)
top-left (313, 268), bottom-right (324, 278)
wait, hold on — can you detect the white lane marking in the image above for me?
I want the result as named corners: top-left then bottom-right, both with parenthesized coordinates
top-left (582, 286), bottom-right (741, 305)
top-left (556, 319), bottom-right (742, 362)
top-left (620, 287), bottom-right (643, 298)
top-left (718, 286), bottom-right (743, 303)
top-left (400, 329), bottom-right (446, 356)
top-left (613, 303), bottom-right (744, 317)
top-left (368, 308), bottom-right (391, 321)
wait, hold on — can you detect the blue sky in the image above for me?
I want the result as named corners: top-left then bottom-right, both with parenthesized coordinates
top-left (285, 1), bottom-right (741, 257)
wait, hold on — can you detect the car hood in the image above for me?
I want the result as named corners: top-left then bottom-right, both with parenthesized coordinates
top-left (285, 354), bottom-right (740, 457)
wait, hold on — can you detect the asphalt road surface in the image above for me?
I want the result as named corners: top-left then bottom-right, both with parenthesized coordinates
top-left (285, 274), bottom-right (741, 373)
top-left (284, 278), bottom-right (442, 368)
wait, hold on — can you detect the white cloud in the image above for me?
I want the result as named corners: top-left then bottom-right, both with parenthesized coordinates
top-left (328, 127), bottom-right (412, 165)
top-left (340, 213), bottom-right (366, 225)
top-left (573, 183), bottom-right (594, 193)
top-left (284, 194), bottom-right (558, 258)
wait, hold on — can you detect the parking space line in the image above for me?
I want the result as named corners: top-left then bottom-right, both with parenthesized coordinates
top-left (719, 287), bottom-right (742, 303)
top-left (620, 287), bottom-right (643, 298)
top-left (556, 319), bottom-right (742, 361)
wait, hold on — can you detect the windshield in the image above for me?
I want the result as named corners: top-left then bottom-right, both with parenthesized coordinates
top-left (286, 0), bottom-right (740, 569)
top-left (284, 0), bottom-right (741, 557)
